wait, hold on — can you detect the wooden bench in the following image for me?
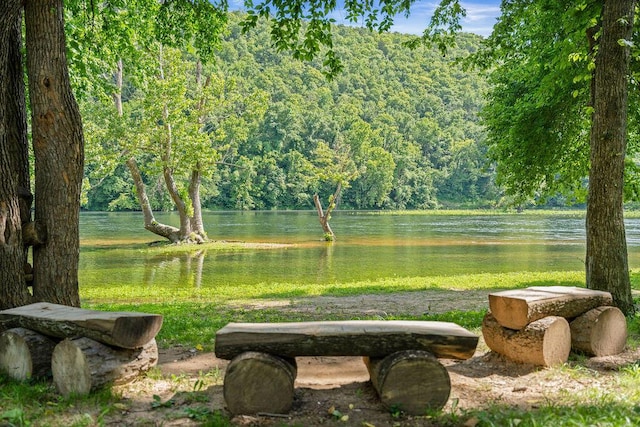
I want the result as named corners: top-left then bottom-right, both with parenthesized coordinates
top-left (483, 286), bottom-right (626, 366)
top-left (214, 320), bottom-right (479, 416)
top-left (0, 303), bottom-right (162, 394)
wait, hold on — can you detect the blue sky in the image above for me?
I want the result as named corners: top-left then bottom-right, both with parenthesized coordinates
top-left (228, 1), bottom-right (502, 37)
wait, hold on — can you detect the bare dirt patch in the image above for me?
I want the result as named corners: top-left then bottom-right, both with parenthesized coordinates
top-left (106, 290), bottom-right (640, 426)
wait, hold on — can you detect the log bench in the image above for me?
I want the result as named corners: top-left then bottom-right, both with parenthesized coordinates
top-left (484, 286), bottom-right (627, 366)
top-left (214, 320), bottom-right (479, 416)
top-left (0, 302), bottom-right (162, 394)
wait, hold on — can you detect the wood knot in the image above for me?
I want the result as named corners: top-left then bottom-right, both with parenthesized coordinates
top-left (43, 77), bottom-right (51, 88)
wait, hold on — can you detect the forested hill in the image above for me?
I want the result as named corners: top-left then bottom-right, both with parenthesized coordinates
top-left (83, 14), bottom-right (498, 211)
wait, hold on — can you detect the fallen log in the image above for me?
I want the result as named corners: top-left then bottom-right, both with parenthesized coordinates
top-left (482, 313), bottom-right (570, 367)
top-left (0, 327), bottom-right (57, 381)
top-left (488, 286), bottom-right (613, 330)
top-left (0, 302), bottom-right (163, 349)
top-left (51, 337), bottom-right (158, 396)
top-left (365, 350), bottom-right (450, 415)
top-left (223, 351), bottom-right (297, 415)
top-left (215, 320), bottom-right (478, 360)
top-left (570, 306), bottom-right (627, 357)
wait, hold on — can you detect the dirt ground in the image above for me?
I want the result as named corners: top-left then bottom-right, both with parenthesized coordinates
top-left (106, 290), bottom-right (640, 426)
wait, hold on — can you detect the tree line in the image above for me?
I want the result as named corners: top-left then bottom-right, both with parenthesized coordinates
top-left (79, 13), bottom-right (499, 215)
top-left (1, 0), bottom-right (636, 314)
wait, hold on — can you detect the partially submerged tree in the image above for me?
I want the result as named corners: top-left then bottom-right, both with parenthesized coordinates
top-left (84, 46), bottom-right (267, 243)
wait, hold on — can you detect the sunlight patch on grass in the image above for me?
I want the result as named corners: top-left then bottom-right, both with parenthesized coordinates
top-left (80, 270), bottom-right (585, 304)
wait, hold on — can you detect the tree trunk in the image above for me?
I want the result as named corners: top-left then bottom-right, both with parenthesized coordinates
top-left (0, 2), bottom-right (32, 309)
top-left (126, 157), bottom-right (183, 242)
top-left (365, 350), bottom-right (451, 415)
top-left (25, 0), bottom-right (83, 307)
top-left (223, 351), bottom-right (297, 415)
top-left (163, 165), bottom-right (194, 241)
top-left (189, 167), bottom-right (207, 241)
top-left (586, 0), bottom-right (635, 314)
top-left (52, 337), bottom-right (158, 396)
top-left (0, 327), bottom-right (57, 381)
top-left (313, 191), bottom-right (336, 240)
top-left (482, 313), bottom-right (571, 367)
top-left (570, 306), bottom-right (627, 356)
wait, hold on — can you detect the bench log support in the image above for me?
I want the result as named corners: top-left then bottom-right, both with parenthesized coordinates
top-left (0, 327), bottom-right (57, 381)
top-left (570, 306), bottom-right (627, 356)
top-left (223, 351), bottom-right (297, 415)
top-left (52, 337), bottom-right (158, 396)
top-left (365, 350), bottom-right (451, 415)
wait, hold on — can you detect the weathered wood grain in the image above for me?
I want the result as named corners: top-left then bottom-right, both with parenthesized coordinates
top-left (214, 320), bottom-right (479, 360)
top-left (0, 302), bottom-right (163, 349)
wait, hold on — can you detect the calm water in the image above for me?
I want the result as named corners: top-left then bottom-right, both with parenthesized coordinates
top-left (78, 211), bottom-right (640, 288)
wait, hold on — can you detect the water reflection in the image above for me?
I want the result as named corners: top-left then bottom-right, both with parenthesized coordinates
top-left (78, 211), bottom-right (640, 289)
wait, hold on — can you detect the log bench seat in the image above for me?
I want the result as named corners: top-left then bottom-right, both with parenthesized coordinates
top-left (214, 320), bottom-right (479, 416)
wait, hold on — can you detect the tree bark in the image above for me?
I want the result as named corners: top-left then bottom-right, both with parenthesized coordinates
top-left (223, 351), bottom-right (297, 415)
top-left (0, 327), bottom-right (58, 381)
top-left (52, 337), bottom-right (158, 396)
top-left (570, 306), bottom-right (627, 356)
top-left (482, 313), bottom-right (571, 367)
top-left (586, 0), bottom-right (635, 314)
top-left (0, 1), bottom-right (32, 309)
top-left (25, 0), bottom-right (84, 307)
top-left (365, 350), bottom-right (451, 415)
top-left (488, 286), bottom-right (613, 330)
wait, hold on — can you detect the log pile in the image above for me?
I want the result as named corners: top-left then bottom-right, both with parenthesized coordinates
top-left (484, 286), bottom-right (627, 366)
top-left (0, 303), bottom-right (161, 395)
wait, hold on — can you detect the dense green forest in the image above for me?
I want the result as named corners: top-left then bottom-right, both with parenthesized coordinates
top-left (80, 14), bottom-right (499, 212)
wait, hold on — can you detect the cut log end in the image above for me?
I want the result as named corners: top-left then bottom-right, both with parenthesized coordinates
top-left (482, 313), bottom-right (570, 367)
top-left (365, 350), bottom-right (451, 415)
top-left (570, 306), bottom-right (627, 357)
top-left (0, 327), bottom-right (57, 381)
top-left (223, 351), bottom-right (297, 415)
top-left (52, 337), bottom-right (158, 396)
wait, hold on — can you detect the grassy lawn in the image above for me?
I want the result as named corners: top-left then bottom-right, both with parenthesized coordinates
top-left (2, 265), bottom-right (640, 426)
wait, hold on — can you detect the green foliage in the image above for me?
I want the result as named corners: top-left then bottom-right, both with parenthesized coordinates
top-left (474, 0), bottom-right (640, 205)
top-left (77, 13), bottom-right (495, 211)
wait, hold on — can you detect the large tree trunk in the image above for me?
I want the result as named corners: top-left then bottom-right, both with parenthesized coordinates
top-left (25, 0), bottom-right (83, 307)
top-left (0, 2), bottom-right (32, 309)
top-left (586, 0), bottom-right (635, 314)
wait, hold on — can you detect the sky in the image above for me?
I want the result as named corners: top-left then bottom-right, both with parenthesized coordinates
top-left (228, 1), bottom-right (502, 38)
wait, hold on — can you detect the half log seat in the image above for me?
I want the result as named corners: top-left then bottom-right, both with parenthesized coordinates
top-left (0, 302), bottom-right (162, 395)
top-left (214, 320), bottom-right (479, 416)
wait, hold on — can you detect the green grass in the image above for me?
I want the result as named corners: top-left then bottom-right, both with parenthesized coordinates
top-left (4, 266), bottom-right (640, 426)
